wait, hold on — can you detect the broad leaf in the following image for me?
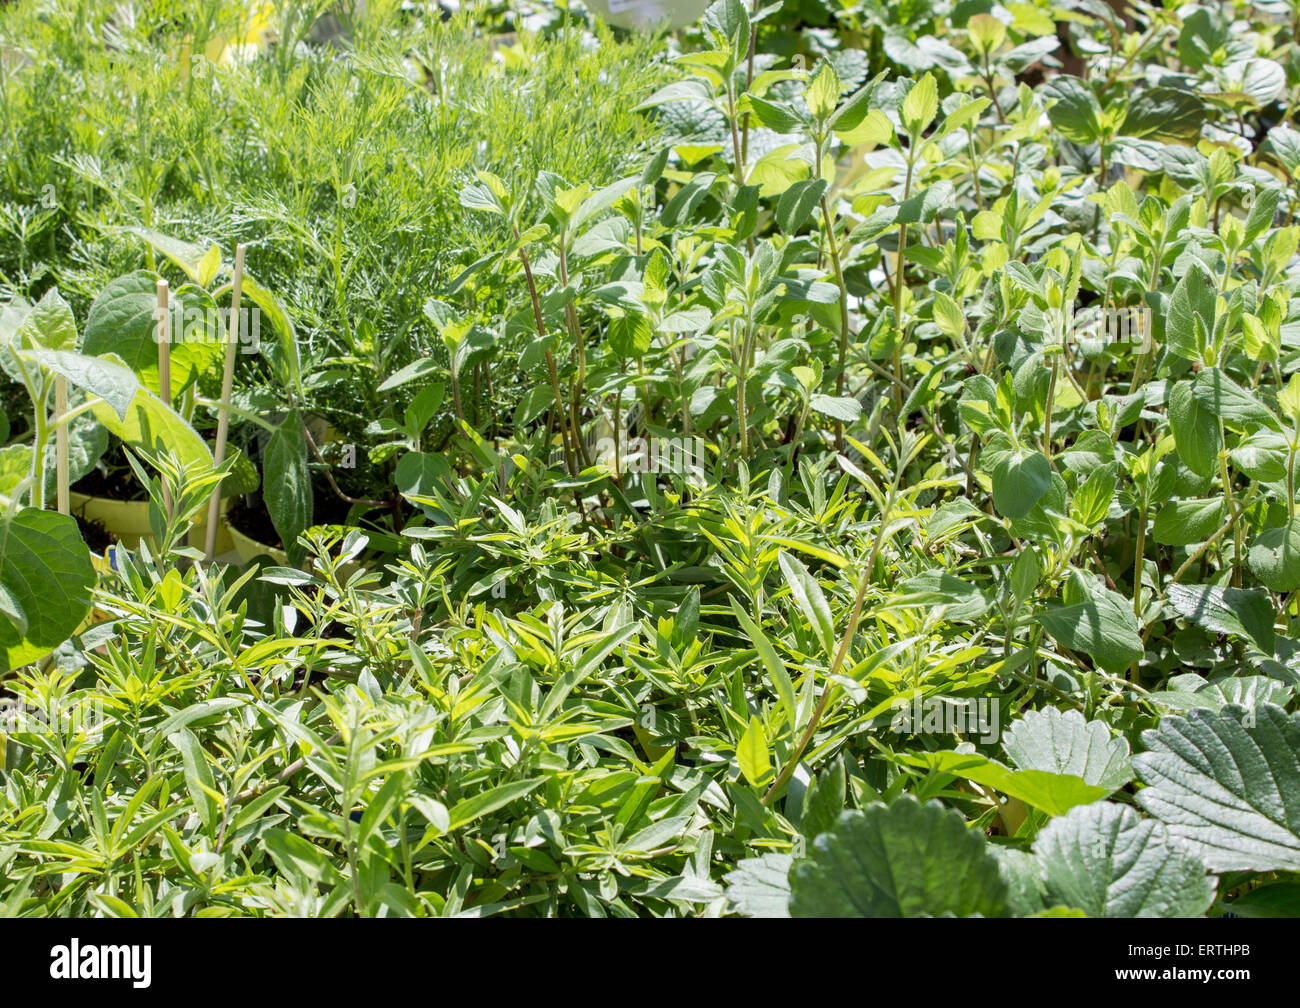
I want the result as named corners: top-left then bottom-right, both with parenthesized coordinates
top-left (789, 798), bottom-right (1008, 918)
top-left (901, 750), bottom-right (1113, 817)
top-left (264, 411), bottom-right (312, 565)
top-left (0, 509), bottom-right (95, 673)
top-left (1166, 583), bottom-right (1275, 653)
top-left (1002, 708), bottom-right (1133, 790)
top-left (723, 853), bottom-right (793, 918)
top-left (1033, 802), bottom-right (1216, 917)
top-left (1134, 704), bottom-right (1300, 872)
top-left (1248, 520), bottom-right (1300, 592)
top-left (1035, 591), bottom-right (1144, 672)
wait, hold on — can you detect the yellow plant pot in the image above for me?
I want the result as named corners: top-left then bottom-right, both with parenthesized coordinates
top-left (77, 548), bottom-right (122, 633)
top-left (68, 492), bottom-right (234, 554)
top-left (228, 522), bottom-right (288, 567)
top-left (228, 522), bottom-right (365, 580)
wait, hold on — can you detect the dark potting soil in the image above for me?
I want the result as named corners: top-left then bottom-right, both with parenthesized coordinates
top-left (74, 513), bottom-right (114, 554)
top-left (228, 487), bottom-right (386, 550)
top-left (228, 497), bottom-right (283, 549)
top-left (72, 455), bottom-right (147, 501)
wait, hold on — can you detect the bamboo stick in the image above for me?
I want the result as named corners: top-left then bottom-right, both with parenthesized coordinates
top-left (157, 279), bottom-right (173, 522)
top-left (55, 377), bottom-right (69, 514)
top-left (205, 243), bottom-right (246, 561)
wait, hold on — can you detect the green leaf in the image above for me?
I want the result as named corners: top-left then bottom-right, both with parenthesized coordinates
top-left (1192, 367), bottom-right (1279, 432)
top-left (1070, 462), bottom-right (1116, 530)
top-left (16, 288), bottom-right (77, 351)
top-left (1033, 802), bottom-right (1216, 917)
top-left (89, 384), bottom-right (213, 471)
top-left (0, 508), bottom-right (94, 673)
top-left (447, 778), bottom-right (546, 832)
top-left (1223, 882), bottom-right (1300, 918)
top-left (1280, 373), bottom-right (1300, 424)
top-left (1152, 498), bottom-right (1225, 546)
top-left (805, 61), bottom-right (841, 120)
top-left (901, 73), bottom-right (939, 136)
top-left (789, 798), bottom-right (1007, 918)
top-left (1166, 262), bottom-right (1216, 363)
top-left (1149, 673), bottom-right (1294, 714)
top-left (902, 750), bottom-right (1114, 817)
top-left (1045, 76), bottom-right (1102, 144)
top-left (264, 411), bottom-right (312, 565)
top-left (737, 715), bottom-right (772, 787)
top-left (827, 73), bottom-right (884, 133)
top-left (1167, 381), bottom-right (1220, 478)
top-left (608, 311), bottom-right (652, 358)
top-left (1003, 708), bottom-right (1133, 790)
top-left (808, 394), bottom-right (862, 422)
top-left (120, 226), bottom-right (208, 282)
top-left (1231, 428), bottom-right (1288, 482)
top-left (378, 358), bottom-right (441, 393)
top-left (730, 600), bottom-right (797, 729)
top-left (777, 551), bottom-right (835, 658)
top-left (264, 829), bottom-right (334, 885)
top-left (169, 727), bottom-right (218, 831)
top-left (1121, 87), bottom-right (1206, 142)
top-left (1036, 591), bottom-right (1144, 672)
top-left (968, 13), bottom-right (1007, 54)
top-left (1134, 704), bottom-right (1300, 872)
top-left (984, 441), bottom-right (1051, 519)
top-left (1166, 583), bottom-right (1275, 653)
top-left (890, 570), bottom-right (992, 621)
top-left (724, 853), bottom-right (793, 918)
top-left (775, 179), bottom-right (828, 235)
top-left (747, 95), bottom-right (803, 133)
top-left (21, 349), bottom-right (139, 420)
top-left (1247, 519), bottom-right (1300, 592)
top-left (242, 274), bottom-right (303, 400)
top-left (82, 272), bottom-right (221, 396)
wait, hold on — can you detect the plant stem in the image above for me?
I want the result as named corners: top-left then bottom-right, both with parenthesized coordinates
top-left (821, 191), bottom-right (851, 451)
top-left (762, 474), bottom-right (900, 806)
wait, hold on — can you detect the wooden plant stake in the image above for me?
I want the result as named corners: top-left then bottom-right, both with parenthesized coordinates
top-left (157, 279), bottom-right (173, 522)
top-left (205, 243), bottom-right (246, 561)
top-left (55, 376), bottom-right (69, 515)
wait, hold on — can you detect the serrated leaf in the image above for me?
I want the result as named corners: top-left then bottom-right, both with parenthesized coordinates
top-left (724, 853), bottom-right (793, 918)
top-left (789, 798), bottom-right (1007, 918)
top-left (1003, 708), bottom-right (1133, 790)
top-left (1033, 802), bottom-right (1215, 918)
top-left (1134, 704), bottom-right (1300, 872)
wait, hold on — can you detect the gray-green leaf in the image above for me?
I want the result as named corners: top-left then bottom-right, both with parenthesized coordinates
top-left (1134, 704), bottom-right (1300, 872)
